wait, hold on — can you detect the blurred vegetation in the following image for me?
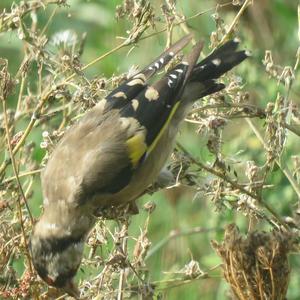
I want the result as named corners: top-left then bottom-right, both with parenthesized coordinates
top-left (0, 0), bottom-right (300, 299)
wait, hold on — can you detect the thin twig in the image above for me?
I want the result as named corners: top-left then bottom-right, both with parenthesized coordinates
top-left (152, 273), bottom-right (208, 291)
top-left (1, 169), bottom-right (43, 185)
top-left (141, 2), bottom-right (233, 43)
top-left (246, 118), bottom-right (300, 201)
top-left (117, 222), bottom-right (129, 300)
top-left (219, 0), bottom-right (252, 45)
top-left (146, 227), bottom-right (217, 260)
top-left (40, 6), bottom-right (58, 37)
top-left (176, 142), bottom-right (288, 229)
top-left (190, 103), bottom-right (265, 115)
top-left (2, 93), bottom-right (34, 273)
top-left (16, 76), bottom-right (25, 114)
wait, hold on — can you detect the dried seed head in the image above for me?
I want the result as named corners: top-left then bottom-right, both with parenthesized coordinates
top-left (212, 224), bottom-right (294, 300)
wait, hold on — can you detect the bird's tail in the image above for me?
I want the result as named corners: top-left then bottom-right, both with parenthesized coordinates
top-left (182, 39), bottom-right (249, 102)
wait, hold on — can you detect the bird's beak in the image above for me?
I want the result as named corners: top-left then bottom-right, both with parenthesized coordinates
top-left (63, 280), bottom-right (80, 299)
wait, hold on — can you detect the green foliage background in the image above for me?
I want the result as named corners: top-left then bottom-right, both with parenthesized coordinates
top-left (0, 0), bottom-right (300, 299)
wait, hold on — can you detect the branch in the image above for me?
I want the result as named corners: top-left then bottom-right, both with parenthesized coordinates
top-left (1, 70), bottom-right (34, 274)
top-left (246, 118), bottom-right (300, 201)
top-left (176, 142), bottom-right (288, 229)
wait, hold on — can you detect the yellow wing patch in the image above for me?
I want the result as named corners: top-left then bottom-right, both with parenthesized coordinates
top-left (126, 131), bottom-right (147, 167)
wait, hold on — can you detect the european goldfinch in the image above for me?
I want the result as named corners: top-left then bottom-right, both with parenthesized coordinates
top-left (29, 35), bottom-right (248, 298)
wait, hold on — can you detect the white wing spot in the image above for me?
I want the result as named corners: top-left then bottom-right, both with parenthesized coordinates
top-left (155, 62), bottom-right (160, 69)
top-left (133, 73), bottom-right (146, 81)
top-left (112, 91), bottom-right (127, 99)
top-left (182, 61), bottom-right (189, 65)
top-left (149, 66), bottom-right (153, 70)
top-left (212, 58), bottom-right (221, 66)
top-left (127, 78), bottom-right (144, 86)
top-left (169, 51), bottom-right (174, 56)
top-left (168, 79), bottom-right (173, 87)
top-left (160, 58), bottom-right (164, 64)
top-left (145, 86), bottom-right (159, 101)
top-left (175, 68), bottom-right (184, 73)
top-left (131, 99), bottom-right (139, 111)
top-left (170, 74), bottom-right (177, 79)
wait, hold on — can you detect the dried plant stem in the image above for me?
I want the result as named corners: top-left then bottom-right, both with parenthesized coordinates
top-left (0, 0), bottom-right (65, 33)
top-left (117, 234), bottom-right (128, 300)
top-left (2, 98), bottom-right (33, 273)
top-left (228, 252), bottom-right (247, 300)
top-left (165, 1), bottom-right (194, 44)
top-left (117, 265), bottom-right (125, 299)
top-left (269, 264), bottom-right (275, 300)
top-left (190, 103), bottom-right (264, 114)
top-left (24, 177), bottom-right (34, 198)
top-left (219, 0), bottom-right (252, 45)
top-left (97, 265), bottom-right (109, 291)
top-left (190, 103), bottom-right (299, 135)
top-left (153, 273), bottom-right (208, 291)
top-left (176, 142), bottom-right (288, 229)
top-left (16, 76), bottom-right (25, 113)
top-left (66, 41), bottom-right (128, 83)
top-left (246, 118), bottom-right (300, 200)
top-left (40, 6), bottom-right (58, 37)
top-left (141, 2), bottom-right (233, 43)
top-left (146, 226), bottom-right (216, 260)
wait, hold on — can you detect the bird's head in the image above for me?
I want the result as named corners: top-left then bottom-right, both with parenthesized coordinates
top-left (29, 225), bottom-right (85, 298)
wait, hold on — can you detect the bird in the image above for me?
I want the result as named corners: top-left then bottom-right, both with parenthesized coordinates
top-left (29, 34), bottom-right (249, 298)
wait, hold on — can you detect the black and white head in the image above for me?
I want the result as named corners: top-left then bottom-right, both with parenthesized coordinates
top-left (29, 228), bottom-right (84, 298)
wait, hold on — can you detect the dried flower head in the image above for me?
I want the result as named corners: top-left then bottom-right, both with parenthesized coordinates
top-left (212, 224), bottom-right (294, 300)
